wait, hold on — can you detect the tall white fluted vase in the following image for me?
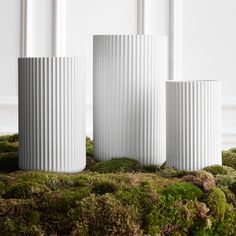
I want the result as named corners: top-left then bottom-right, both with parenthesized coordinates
top-left (18, 57), bottom-right (86, 173)
top-left (166, 80), bottom-right (222, 171)
top-left (93, 35), bottom-right (167, 165)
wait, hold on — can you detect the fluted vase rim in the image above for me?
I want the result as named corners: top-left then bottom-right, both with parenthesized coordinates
top-left (18, 56), bottom-right (84, 59)
top-left (93, 34), bottom-right (167, 37)
top-left (166, 80), bottom-right (221, 83)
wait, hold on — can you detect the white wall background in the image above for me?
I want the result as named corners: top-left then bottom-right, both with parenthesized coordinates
top-left (0, 0), bottom-right (20, 133)
top-left (29, 0), bottom-right (54, 56)
top-left (181, 0), bottom-right (236, 149)
top-left (0, 0), bottom-right (235, 149)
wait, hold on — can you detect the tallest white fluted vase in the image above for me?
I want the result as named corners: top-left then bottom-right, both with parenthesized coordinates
top-left (93, 35), bottom-right (167, 164)
top-left (18, 57), bottom-right (86, 173)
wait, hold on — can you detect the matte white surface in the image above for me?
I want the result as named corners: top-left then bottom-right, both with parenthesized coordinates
top-left (0, 0), bottom-right (20, 98)
top-left (176, 0), bottom-right (236, 148)
top-left (137, 0), bottom-right (169, 35)
top-left (0, 0), bottom-right (20, 134)
top-left (166, 81), bottom-right (222, 171)
top-left (169, 0), bottom-right (183, 81)
top-left (18, 57), bottom-right (86, 173)
top-left (93, 35), bottom-right (167, 165)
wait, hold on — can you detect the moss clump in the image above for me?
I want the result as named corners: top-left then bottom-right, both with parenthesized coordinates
top-left (0, 152), bottom-right (19, 172)
top-left (182, 170), bottom-right (215, 192)
top-left (86, 137), bottom-right (93, 156)
top-left (229, 148), bottom-right (236, 154)
top-left (220, 166), bottom-right (236, 176)
top-left (146, 197), bottom-right (211, 235)
top-left (115, 182), bottom-right (158, 232)
top-left (142, 164), bottom-right (160, 173)
top-left (26, 210), bottom-right (40, 225)
top-left (38, 188), bottom-right (92, 234)
top-left (0, 134), bottom-right (236, 235)
top-left (43, 188), bottom-right (91, 212)
top-left (0, 174), bottom-right (12, 186)
top-left (0, 217), bottom-right (44, 235)
top-left (204, 165), bottom-right (228, 176)
top-left (0, 199), bottom-right (44, 235)
top-left (215, 176), bottom-right (236, 189)
top-left (199, 191), bottom-right (236, 236)
top-left (159, 168), bottom-right (190, 178)
top-left (12, 172), bottom-right (74, 191)
top-left (69, 194), bottom-right (142, 236)
top-left (92, 180), bottom-right (118, 195)
top-left (222, 151), bottom-right (236, 170)
top-left (204, 187), bottom-right (227, 222)
top-left (4, 181), bottom-right (50, 199)
top-left (229, 181), bottom-right (236, 195)
top-left (0, 141), bottom-right (19, 153)
top-left (213, 204), bottom-right (236, 235)
top-left (163, 182), bottom-right (204, 201)
top-left (73, 175), bottom-right (92, 187)
top-left (0, 181), bottom-right (6, 197)
top-left (219, 186), bottom-right (236, 206)
top-left (0, 134), bottom-right (19, 143)
top-left (92, 158), bottom-right (141, 173)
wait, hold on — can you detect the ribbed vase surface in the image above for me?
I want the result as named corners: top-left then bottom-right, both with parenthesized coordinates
top-left (93, 35), bottom-right (167, 165)
top-left (166, 80), bottom-right (222, 171)
top-left (18, 57), bottom-right (85, 173)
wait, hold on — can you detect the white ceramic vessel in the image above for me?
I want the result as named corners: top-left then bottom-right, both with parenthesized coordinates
top-left (18, 57), bottom-right (86, 173)
top-left (93, 35), bottom-right (167, 165)
top-left (166, 80), bottom-right (222, 171)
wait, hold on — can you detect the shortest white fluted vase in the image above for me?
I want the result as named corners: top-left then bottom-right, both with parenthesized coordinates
top-left (166, 80), bottom-right (222, 171)
top-left (18, 57), bottom-right (86, 173)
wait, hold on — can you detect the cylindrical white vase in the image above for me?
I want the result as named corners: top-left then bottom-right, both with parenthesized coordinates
top-left (166, 80), bottom-right (222, 171)
top-left (93, 35), bottom-right (167, 165)
top-left (18, 57), bottom-right (85, 173)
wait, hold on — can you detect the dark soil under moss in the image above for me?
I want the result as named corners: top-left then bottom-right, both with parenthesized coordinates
top-left (0, 134), bottom-right (236, 235)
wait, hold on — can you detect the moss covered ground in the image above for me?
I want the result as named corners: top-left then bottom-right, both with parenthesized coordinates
top-left (0, 135), bottom-right (236, 235)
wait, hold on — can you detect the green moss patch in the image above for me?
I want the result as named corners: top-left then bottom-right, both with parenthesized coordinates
top-left (142, 164), bottom-right (161, 173)
top-left (42, 188), bottom-right (91, 212)
top-left (146, 197), bottom-right (211, 235)
top-left (0, 134), bottom-right (236, 235)
top-left (4, 181), bottom-right (50, 199)
top-left (204, 187), bottom-right (227, 222)
top-left (204, 165), bottom-right (228, 175)
top-left (0, 142), bottom-right (19, 153)
top-left (0, 134), bottom-right (19, 143)
top-left (91, 157), bottom-right (141, 173)
top-left (222, 151), bottom-right (236, 170)
top-left (182, 170), bottom-right (216, 192)
top-left (86, 136), bottom-right (93, 156)
top-left (163, 182), bottom-right (204, 200)
top-left (70, 194), bottom-right (142, 236)
top-left (0, 152), bottom-right (19, 172)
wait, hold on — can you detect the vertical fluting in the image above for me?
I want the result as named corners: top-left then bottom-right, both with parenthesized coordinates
top-left (93, 35), bottom-right (167, 165)
top-left (18, 57), bottom-right (85, 173)
top-left (166, 80), bottom-right (222, 171)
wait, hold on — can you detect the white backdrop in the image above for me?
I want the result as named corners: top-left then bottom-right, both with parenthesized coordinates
top-left (0, 0), bottom-right (235, 149)
top-left (180, 0), bottom-right (236, 149)
top-left (0, 0), bottom-right (20, 133)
